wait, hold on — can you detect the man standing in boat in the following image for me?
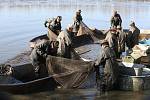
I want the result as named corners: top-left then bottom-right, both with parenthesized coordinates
top-left (110, 10), bottom-right (122, 28)
top-left (57, 24), bottom-right (73, 58)
top-left (73, 9), bottom-right (83, 34)
top-left (94, 40), bottom-right (118, 91)
top-left (126, 21), bottom-right (140, 49)
top-left (116, 25), bottom-right (127, 58)
top-left (30, 40), bottom-right (59, 77)
top-left (45, 16), bottom-right (62, 37)
top-left (105, 28), bottom-right (119, 58)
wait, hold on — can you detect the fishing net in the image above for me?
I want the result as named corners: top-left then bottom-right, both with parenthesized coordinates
top-left (46, 55), bottom-right (94, 88)
top-left (77, 22), bottom-right (103, 42)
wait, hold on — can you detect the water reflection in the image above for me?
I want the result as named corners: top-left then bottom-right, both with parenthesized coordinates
top-left (5, 89), bottom-right (150, 100)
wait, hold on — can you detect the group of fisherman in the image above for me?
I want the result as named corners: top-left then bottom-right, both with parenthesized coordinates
top-left (30, 10), bottom-right (140, 91)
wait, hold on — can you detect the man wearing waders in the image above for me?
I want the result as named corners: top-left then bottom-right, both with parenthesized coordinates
top-left (94, 40), bottom-right (119, 91)
top-left (30, 40), bottom-right (59, 78)
top-left (126, 21), bottom-right (140, 49)
top-left (45, 16), bottom-right (62, 36)
top-left (110, 10), bottom-right (122, 28)
top-left (116, 26), bottom-right (126, 58)
top-left (73, 9), bottom-right (83, 34)
top-left (57, 24), bottom-right (73, 58)
top-left (105, 28), bottom-right (119, 58)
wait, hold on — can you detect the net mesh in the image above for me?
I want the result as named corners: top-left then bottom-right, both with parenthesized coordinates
top-left (46, 55), bottom-right (94, 88)
top-left (77, 22), bottom-right (101, 42)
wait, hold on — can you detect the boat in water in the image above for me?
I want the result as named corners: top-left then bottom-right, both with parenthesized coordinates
top-left (0, 63), bottom-right (57, 94)
top-left (28, 26), bottom-right (150, 92)
top-left (1, 22), bottom-right (150, 94)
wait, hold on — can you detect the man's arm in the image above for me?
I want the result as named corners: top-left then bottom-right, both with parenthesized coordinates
top-left (80, 15), bottom-right (83, 21)
top-left (95, 51), bottom-right (105, 67)
top-left (110, 17), bottom-right (114, 27)
top-left (118, 14), bottom-right (122, 25)
top-left (44, 21), bottom-right (48, 27)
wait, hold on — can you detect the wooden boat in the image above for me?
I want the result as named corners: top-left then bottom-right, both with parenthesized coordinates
top-left (0, 63), bottom-right (57, 94)
top-left (29, 21), bottom-right (106, 49)
top-left (29, 34), bottom-right (97, 49)
top-left (0, 76), bottom-right (56, 94)
top-left (29, 29), bottom-right (150, 48)
top-left (1, 28), bottom-right (102, 94)
top-left (12, 28), bottom-right (150, 93)
top-left (29, 34), bottom-right (49, 49)
top-left (29, 29), bottom-right (150, 65)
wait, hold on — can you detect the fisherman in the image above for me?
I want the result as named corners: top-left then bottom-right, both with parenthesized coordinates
top-left (116, 26), bottom-right (126, 58)
top-left (45, 16), bottom-right (62, 36)
top-left (73, 9), bottom-right (83, 34)
top-left (44, 18), bottom-right (54, 28)
top-left (57, 24), bottom-right (73, 58)
top-left (94, 40), bottom-right (118, 91)
top-left (146, 47), bottom-right (150, 65)
top-left (0, 64), bottom-right (12, 76)
top-left (126, 21), bottom-right (140, 49)
top-left (105, 28), bottom-right (119, 57)
top-left (110, 10), bottom-right (122, 28)
top-left (30, 40), bottom-right (59, 77)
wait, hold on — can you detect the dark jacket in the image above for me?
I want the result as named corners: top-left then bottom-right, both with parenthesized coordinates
top-left (49, 19), bottom-right (61, 35)
top-left (73, 14), bottom-right (83, 33)
top-left (126, 26), bottom-right (140, 49)
top-left (111, 13), bottom-right (122, 28)
top-left (105, 32), bottom-right (118, 57)
top-left (30, 40), bottom-right (58, 67)
top-left (95, 45), bottom-right (118, 90)
top-left (117, 31), bottom-right (126, 53)
top-left (76, 14), bottom-right (82, 22)
top-left (36, 41), bottom-right (57, 57)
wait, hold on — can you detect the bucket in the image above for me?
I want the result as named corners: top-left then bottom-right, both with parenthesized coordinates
top-left (134, 68), bottom-right (143, 76)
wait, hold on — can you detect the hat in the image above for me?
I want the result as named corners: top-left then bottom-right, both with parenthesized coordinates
top-left (76, 9), bottom-right (81, 13)
top-left (100, 40), bottom-right (109, 45)
top-left (130, 21), bottom-right (135, 26)
top-left (57, 16), bottom-right (62, 18)
top-left (113, 10), bottom-right (117, 14)
top-left (57, 16), bottom-right (62, 21)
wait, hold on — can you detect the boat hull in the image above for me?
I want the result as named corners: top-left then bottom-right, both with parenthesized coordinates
top-left (0, 63), bottom-right (57, 94)
top-left (0, 76), bottom-right (56, 94)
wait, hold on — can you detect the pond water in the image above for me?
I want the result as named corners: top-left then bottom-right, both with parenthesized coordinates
top-left (0, 0), bottom-right (150, 99)
top-left (1, 0), bottom-right (150, 63)
top-left (1, 89), bottom-right (150, 100)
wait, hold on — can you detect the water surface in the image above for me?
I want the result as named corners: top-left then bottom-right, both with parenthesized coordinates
top-left (1, 0), bottom-right (150, 63)
top-left (0, 0), bottom-right (150, 99)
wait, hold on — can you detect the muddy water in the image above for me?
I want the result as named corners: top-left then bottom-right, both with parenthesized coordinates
top-left (0, 0), bottom-right (150, 99)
